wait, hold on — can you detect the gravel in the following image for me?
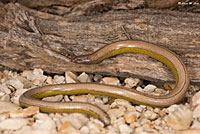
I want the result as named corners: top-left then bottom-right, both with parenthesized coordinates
top-left (0, 69), bottom-right (199, 134)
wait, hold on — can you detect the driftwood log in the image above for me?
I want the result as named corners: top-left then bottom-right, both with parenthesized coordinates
top-left (0, 2), bottom-right (200, 83)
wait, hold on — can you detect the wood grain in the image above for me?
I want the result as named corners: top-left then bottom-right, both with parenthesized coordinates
top-left (0, 3), bottom-right (200, 83)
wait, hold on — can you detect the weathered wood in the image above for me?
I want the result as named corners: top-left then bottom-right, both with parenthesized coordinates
top-left (0, 3), bottom-right (200, 83)
top-left (16, 0), bottom-right (200, 14)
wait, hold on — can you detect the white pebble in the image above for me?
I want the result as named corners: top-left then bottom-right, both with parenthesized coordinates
top-left (14, 126), bottom-right (50, 134)
top-left (46, 76), bottom-right (53, 84)
top-left (33, 115), bottom-right (56, 132)
top-left (53, 75), bottom-right (65, 84)
top-left (112, 99), bottom-right (132, 108)
top-left (135, 106), bottom-right (144, 112)
top-left (0, 84), bottom-right (11, 94)
top-left (71, 95), bottom-right (88, 102)
top-left (8, 79), bottom-right (24, 90)
top-left (143, 110), bottom-right (158, 120)
top-left (165, 105), bottom-right (193, 130)
top-left (32, 69), bottom-right (47, 83)
top-left (192, 91), bottom-right (200, 106)
top-left (124, 112), bottom-right (138, 123)
top-left (61, 115), bottom-right (85, 129)
top-left (119, 124), bottom-right (132, 134)
top-left (176, 128), bottom-right (200, 134)
top-left (102, 77), bottom-right (120, 86)
top-left (87, 121), bottom-right (101, 134)
top-left (65, 71), bottom-right (78, 83)
top-left (143, 84), bottom-right (157, 92)
top-left (108, 108), bottom-right (125, 118)
top-left (42, 95), bottom-right (63, 102)
top-left (0, 101), bottom-right (21, 113)
top-left (0, 94), bottom-right (10, 102)
top-left (193, 104), bottom-right (200, 118)
top-left (77, 72), bottom-right (91, 82)
top-left (80, 126), bottom-right (89, 134)
top-left (124, 78), bottom-right (140, 88)
top-left (0, 118), bottom-right (28, 130)
top-left (191, 120), bottom-right (200, 129)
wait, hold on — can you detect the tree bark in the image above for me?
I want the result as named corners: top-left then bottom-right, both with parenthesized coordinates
top-left (0, 3), bottom-right (200, 83)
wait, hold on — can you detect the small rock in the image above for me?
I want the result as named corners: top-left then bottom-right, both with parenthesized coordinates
top-left (143, 110), bottom-right (158, 120)
top-left (136, 86), bottom-right (144, 92)
top-left (111, 99), bottom-right (132, 108)
top-left (10, 109), bottom-right (24, 118)
top-left (192, 91), bottom-right (200, 106)
top-left (70, 113), bottom-right (89, 125)
top-left (0, 114), bottom-right (8, 121)
top-left (154, 88), bottom-right (167, 95)
top-left (71, 95), bottom-right (89, 102)
top-left (32, 68), bottom-right (43, 76)
top-left (0, 118), bottom-right (28, 130)
top-left (140, 118), bottom-right (151, 125)
top-left (12, 88), bottom-right (27, 105)
top-left (107, 126), bottom-right (119, 134)
top-left (154, 108), bottom-right (161, 113)
top-left (164, 83), bottom-right (176, 90)
top-left (61, 114), bottom-right (85, 129)
top-left (77, 72), bottom-right (91, 82)
top-left (80, 126), bottom-right (89, 134)
top-left (42, 95), bottom-right (63, 102)
top-left (14, 126), bottom-right (51, 134)
top-left (0, 72), bottom-right (2, 80)
top-left (64, 95), bottom-right (70, 101)
top-left (102, 96), bottom-right (109, 103)
top-left (94, 97), bottom-right (104, 104)
top-left (124, 78), bottom-right (140, 88)
top-left (0, 101), bottom-right (21, 113)
top-left (153, 119), bottom-right (162, 126)
top-left (165, 105), bottom-right (193, 130)
top-left (135, 105), bottom-right (144, 112)
top-left (94, 102), bottom-right (110, 112)
top-left (0, 94), bottom-right (10, 102)
top-left (116, 117), bottom-right (125, 125)
top-left (118, 124), bottom-right (132, 134)
top-left (17, 76), bottom-right (32, 88)
top-left (34, 113), bottom-right (49, 120)
top-left (46, 76), bottom-right (53, 84)
top-left (108, 108), bottom-right (125, 118)
top-left (65, 71), bottom-right (78, 83)
top-left (0, 92), bottom-right (5, 97)
top-left (53, 75), bottom-right (65, 84)
top-left (93, 119), bottom-right (104, 128)
top-left (0, 84), bottom-right (11, 94)
top-left (166, 104), bottom-right (179, 113)
top-left (127, 106), bottom-right (137, 112)
top-left (58, 121), bottom-right (80, 134)
top-left (193, 104), bottom-right (200, 118)
top-left (191, 119), bottom-right (200, 129)
top-left (32, 69), bottom-right (47, 83)
top-left (102, 77), bottom-right (120, 85)
top-left (133, 127), bottom-right (145, 134)
top-left (143, 84), bottom-right (157, 92)
top-left (176, 128), bottom-right (200, 134)
top-left (93, 74), bottom-right (102, 82)
top-left (124, 112), bottom-right (137, 123)
top-left (33, 114), bottom-right (56, 132)
top-left (32, 79), bottom-right (41, 86)
top-left (53, 116), bottom-right (62, 129)
top-left (22, 70), bottom-right (33, 78)
top-left (87, 121), bottom-right (101, 134)
top-left (23, 106), bottom-right (39, 117)
top-left (8, 79), bottom-right (24, 90)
